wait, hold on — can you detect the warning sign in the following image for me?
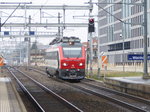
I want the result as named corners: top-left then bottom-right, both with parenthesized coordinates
top-left (101, 56), bottom-right (108, 68)
top-left (0, 56), bottom-right (4, 67)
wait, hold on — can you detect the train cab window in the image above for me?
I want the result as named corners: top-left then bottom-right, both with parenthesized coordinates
top-left (63, 47), bottom-right (82, 58)
top-left (45, 51), bottom-right (58, 60)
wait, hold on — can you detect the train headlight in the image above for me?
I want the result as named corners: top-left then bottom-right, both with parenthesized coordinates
top-left (69, 42), bottom-right (74, 45)
top-left (63, 63), bottom-right (68, 66)
top-left (79, 63), bottom-right (83, 66)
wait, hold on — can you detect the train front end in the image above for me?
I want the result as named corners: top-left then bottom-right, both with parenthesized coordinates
top-left (59, 38), bottom-right (86, 80)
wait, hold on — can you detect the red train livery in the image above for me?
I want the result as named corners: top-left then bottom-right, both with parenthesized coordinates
top-left (45, 37), bottom-right (86, 80)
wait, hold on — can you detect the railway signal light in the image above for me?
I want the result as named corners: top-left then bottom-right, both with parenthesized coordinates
top-left (88, 18), bottom-right (95, 33)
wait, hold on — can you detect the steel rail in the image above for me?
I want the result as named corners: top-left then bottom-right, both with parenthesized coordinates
top-left (82, 81), bottom-right (150, 105)
top-left (69, 84), bottom-right (148, 112)
top-left (15, 68), bottom-right (83, 112)
top-left (30, 67), bottom-right (148, 112)
top-left (29, 67), bottom-right (47, 75)
top-left (7, 67), bottom-right (45, 112)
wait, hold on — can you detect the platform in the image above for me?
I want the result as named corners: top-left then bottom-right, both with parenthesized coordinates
top-left (0, 75), bottom-right (27, 112)
top-left (104, 76), bottom-right (150, 99)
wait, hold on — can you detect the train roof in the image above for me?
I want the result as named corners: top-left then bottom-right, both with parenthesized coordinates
top-left (49, 37), bottom-right (81, 45)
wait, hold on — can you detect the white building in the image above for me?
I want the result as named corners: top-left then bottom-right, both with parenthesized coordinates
top-left (98, 0), bottom-right (150, 66)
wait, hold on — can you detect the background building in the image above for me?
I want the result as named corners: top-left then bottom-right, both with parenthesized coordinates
top-left (98, 0), bottom-right (150, 66)
top-left (30, 42), bottom-right (48, 66)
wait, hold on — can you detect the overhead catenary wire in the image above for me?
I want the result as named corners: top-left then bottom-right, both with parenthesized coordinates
top-left (32, 0), bottom-right (49, 17)
top-left (96, 3), bottom-right (125, 24)
top-left (1, 4), bottom-right (20, 27)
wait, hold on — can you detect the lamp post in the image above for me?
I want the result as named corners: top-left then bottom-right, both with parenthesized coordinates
top-left (120, 34), bottom-right (125, 72)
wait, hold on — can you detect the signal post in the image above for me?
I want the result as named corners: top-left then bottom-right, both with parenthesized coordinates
top-left (88, 18), bottom-right (95, 76)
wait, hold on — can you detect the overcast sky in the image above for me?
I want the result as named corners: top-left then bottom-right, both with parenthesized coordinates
top-left (0, 0), bottom-right (97, 45)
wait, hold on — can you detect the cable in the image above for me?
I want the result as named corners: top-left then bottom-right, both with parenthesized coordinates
top-left (1, 3), bottom-right (20, 27)
top-left (32, 0), bottom-right (49, 17)
top-left (96, 3), bottom-right (125, 24)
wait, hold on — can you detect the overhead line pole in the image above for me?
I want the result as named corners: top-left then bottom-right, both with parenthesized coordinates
top-left (89, 0), bottom-right (93, 76)
top-left (143, 0), bottom-right (149, 78)
top-left (0, 18), bottom-right (1, 40)
top-left (97, 13), bottom-right (100, 78)
top-left (58, 12), bottom-right (61, 38)
top-left (0, 18), bottom-right (1, 33)
top-left (63, 7), bottom-right (66, 30)
top-left (27, 15), bottom-right (31, 69)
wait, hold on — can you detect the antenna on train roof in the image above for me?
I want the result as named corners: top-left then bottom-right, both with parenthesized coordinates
top-left (49, 37), bottom-right (61, 45)
top-left (49, 36), bottom-right (81, 45)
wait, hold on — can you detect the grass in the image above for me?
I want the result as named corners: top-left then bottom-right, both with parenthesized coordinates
top-left (86, 70), bottom-right (144, 81)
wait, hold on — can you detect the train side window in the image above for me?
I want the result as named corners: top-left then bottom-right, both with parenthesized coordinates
top-left (53, 52), bottom-right (56, 59)
top-left (46, 51), bottom-right (58, 60)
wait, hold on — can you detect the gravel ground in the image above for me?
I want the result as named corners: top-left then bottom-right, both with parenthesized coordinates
top-left (4, 67), bottom-right (38, 112)
top-left (18, 66), bottom-right (132, 112)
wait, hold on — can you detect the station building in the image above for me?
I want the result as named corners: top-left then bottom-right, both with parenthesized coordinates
top-left (98, 0), bottom-right (150, 66)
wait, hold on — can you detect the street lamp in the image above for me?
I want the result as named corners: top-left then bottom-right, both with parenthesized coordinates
top-left (120, 34), bottom-right (125, 72)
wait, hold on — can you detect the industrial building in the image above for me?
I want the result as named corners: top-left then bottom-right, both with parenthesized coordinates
top-left (98, 0), bottom-right (150, 66)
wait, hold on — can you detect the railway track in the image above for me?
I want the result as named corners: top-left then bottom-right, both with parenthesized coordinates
top-left (31, 67), bottom-right (150, 112)
top-left (82, 79), bottom-right (150, 106)
top-left (30, 66), bottom-right (46, 72)
top-left (7, 67), bottom-right (83, 112)
top-left (71, 81), bottom-right (150, 112)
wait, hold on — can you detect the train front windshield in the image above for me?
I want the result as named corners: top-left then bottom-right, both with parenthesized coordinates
top-left (63, 47), bottom-right (82, 58)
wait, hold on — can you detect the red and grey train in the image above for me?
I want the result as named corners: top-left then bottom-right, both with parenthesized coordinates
top-left (45, 37), bottom-right (86, 80)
